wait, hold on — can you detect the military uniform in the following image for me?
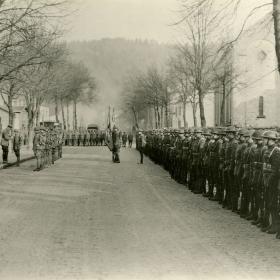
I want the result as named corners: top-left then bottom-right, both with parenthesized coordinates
top-left (261, 131), bottom-right (280, 235)
top-left (33, 127), bottom-right (45, 171)
top-left (112, 127), bottom-right (121, 163)
top-left (12, 130), bottom-right (22, 166)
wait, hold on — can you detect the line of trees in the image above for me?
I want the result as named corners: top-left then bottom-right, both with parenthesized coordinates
top-left (122, 66), bottom-right (172, 129)
top-left (0, 0), bottom-right (97, 143)
top-left (122, 0), bottom-right (277, 129)
top-left (121, 1), bottom-right (241, 128)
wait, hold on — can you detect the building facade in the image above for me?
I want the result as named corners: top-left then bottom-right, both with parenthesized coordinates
top-left (231, 19), bottom-right (280, 127)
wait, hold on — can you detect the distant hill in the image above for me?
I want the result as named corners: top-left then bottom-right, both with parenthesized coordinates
top-left (67, 38), bottom-right (172, 127)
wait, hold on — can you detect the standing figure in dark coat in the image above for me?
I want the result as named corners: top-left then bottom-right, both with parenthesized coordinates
top-left (112, 126), bottom-right (121, 163)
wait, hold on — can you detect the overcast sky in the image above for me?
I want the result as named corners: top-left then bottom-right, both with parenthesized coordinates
top-left (64, 0), bottom-right (271, 43)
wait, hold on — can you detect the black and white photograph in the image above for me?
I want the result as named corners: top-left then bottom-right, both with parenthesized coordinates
top-left (0, 0), bottom-right (279, 279)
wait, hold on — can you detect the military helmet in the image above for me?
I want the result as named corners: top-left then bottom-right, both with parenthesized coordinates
top-left (252, 130), bottom-right (264, 140)
top-left (262, 130), bottom-right (278, 140)
top-left (34, 126), bottom-right (40, 132)
top-left (194, 128), bottom-right (203, 133)
top-left (178, 129), bottom-right (184, 135)
top-left (243, 129), bottom-right (255, 137)
top-left (238, 128), bottom-right (247, 136)
top-left (212, 128), bottom-right (220, 135)
top-left (226, 126), bottom-right (237, 133)
top-left (202, 128), bottom-right (211, 136)
top-left (217, 128), bottom-right (226, 136)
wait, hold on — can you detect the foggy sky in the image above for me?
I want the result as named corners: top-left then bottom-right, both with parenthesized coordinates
top-left (65, 0), bottom-right (270, 43)
top-left (65, 0), bottom-right (178, 43)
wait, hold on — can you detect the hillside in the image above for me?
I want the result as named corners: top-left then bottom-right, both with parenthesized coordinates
top-left (67, 38), bottom-right (172, 127)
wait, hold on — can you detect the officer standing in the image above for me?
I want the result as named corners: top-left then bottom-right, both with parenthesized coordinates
top-left (112, 126), bottom-right (121, 163)
top-left (1, 124), bottom-right (12, 164)
top-left (138, 131), bottom-right (146, 164)
top-left (12, 129), bottom-right (22, 166)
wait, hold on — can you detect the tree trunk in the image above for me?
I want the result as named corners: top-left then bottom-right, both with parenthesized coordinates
top-left (132, 106), bottom-right (139, 128)
top-left (154, 107), bottom-right (158, 129)
top-left (192, 103), bottom-right (197, 127)
top-left (182, 101), bottom-right (187, 128)
top-left (7, 95), bottom-right (13, 127)
top-left (66, 102), bottom-right (70, 130)
top-left (220, 85), bottom-right (226, 126)
top-left (162, 106), bottom-right (164, 128)
top-left (198, 91), bottom-right (206, 127)
top-left (55, 96), bottom-right (59, 123)
top-left (27, 107), bottom-right (34, 148)
top-left (73, 100), bottom-right (77, 130)
top-left (165, 105), bottom-right (169, 128)
top-left (273, 0), bottom-right (280, 73)
top-left (157, 106), bottom-right (161, 128)
top-left (35, 108), bottom-right (40, 126)
top-left (60, 98), bottom-right (66, 130)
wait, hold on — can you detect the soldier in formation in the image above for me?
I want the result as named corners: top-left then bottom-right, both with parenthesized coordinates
top-left (63, 129), bottom-right (108, 147)
top-left (32, 125), bottom-right (63, 171)
top-left (138, 126), bottom-right (280, 239)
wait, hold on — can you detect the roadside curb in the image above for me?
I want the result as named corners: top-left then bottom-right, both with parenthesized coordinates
top-left (0, 156), bottom-right (35, 170)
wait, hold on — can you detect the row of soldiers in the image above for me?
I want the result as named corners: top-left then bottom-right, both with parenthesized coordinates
top-left (33, 125), bottom-right (63, 171)
top-left (142, 126), bottom-right (280, 239)
top-left (64, 130), bottom-right (106, 146)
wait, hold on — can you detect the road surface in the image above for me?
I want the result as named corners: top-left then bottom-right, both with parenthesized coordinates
top-left (0, 146), bottom-right (279, 280)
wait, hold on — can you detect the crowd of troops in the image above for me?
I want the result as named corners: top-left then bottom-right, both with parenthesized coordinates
top-left (33, 125), bottom-right (63, 171)
top-left (63, 129), bottom-right (134, 148)
top-left (142, 126), bottom-right (280, 239)
top-left (64, 130), bottom-right (106, 146)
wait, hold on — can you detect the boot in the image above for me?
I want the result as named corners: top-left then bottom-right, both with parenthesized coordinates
top-left (209, 195), bottom-right (219, 201)
top-left (246, 213), bottom-right (254, 221)
top-left (261, 224), bottom-right (271, 232)
top-left (268, 212), bottom-right (279, 234)
top-left (251, 217), bottom-right (261, 226)
top-left (267, 224), bottom-right (277, 234)
top-left (203, 192), bottom-right (210, 198)
top-left (276, 232), bottom-right (280, 239)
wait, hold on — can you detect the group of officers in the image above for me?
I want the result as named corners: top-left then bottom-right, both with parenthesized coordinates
top-left (33, 125), bottom-right (63, 171)
top-left (141, 126), bottom-right (280, 239)
top-left (64, 130), bottom-right (106, 146)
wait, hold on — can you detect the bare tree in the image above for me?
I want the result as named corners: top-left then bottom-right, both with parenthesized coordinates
top-left (121, 66), bottom-right (172, 129)
top-left (175, 1), bottom-right (222, 127)
top-left (66, 61), bottom-right (97, 130)
top-left (0, 77), bottom-right (22, 126)
top-left (168, 52), bottom-right (199, 127)
top-left (211, 45), bottom-right (246, 126)
top-left (0, 0), bottom-right (70, 84)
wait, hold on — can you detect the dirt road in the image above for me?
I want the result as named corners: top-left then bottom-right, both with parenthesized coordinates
top-left (0, 147), bottom-right (279, 280)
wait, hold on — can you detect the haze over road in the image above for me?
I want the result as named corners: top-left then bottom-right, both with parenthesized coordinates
top-left (0, 147), bottom-right (279, 280)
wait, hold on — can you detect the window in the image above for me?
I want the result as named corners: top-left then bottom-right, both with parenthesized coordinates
top-left (257, 96), bottom-right (265, 118)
